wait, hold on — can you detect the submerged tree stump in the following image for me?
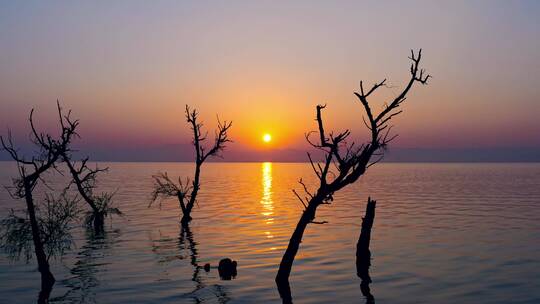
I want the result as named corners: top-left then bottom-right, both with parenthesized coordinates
top-left (356, 197), bottom-right (376, 303)
top-left (356, 197), bottom-right (376, 278)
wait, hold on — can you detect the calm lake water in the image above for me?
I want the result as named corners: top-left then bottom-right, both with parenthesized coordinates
top-left (0, 162), bottom-right (539, 303)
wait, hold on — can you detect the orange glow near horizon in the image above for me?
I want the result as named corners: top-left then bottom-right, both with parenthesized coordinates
top-left (1, 2), bottom-right (539, 159)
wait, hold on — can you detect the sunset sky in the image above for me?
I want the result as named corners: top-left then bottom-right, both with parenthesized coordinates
top-left (1, 1), bottom-right (539, 161)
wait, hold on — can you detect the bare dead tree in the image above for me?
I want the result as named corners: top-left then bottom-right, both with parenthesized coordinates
top-left (61, 155), bottom-right (121, 231)
top-left (150, 105), bottom-right (232, 225)
top-left (276, 50), bottom-right (430, 292)
top-left (0, 101), bottom-right (79, 298)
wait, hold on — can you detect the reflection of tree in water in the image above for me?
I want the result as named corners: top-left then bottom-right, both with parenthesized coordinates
top-left (180, 225), bottom-right (203, 288)
top-left (150, 223), bottom-right (230, 303)
top-left (49, 228), bottom-right (120, 304)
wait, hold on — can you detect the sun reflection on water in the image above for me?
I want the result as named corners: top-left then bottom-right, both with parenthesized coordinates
top-left (260, 162), bottom-right (274, 241)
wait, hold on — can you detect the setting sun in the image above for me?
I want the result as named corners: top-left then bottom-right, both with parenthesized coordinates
top-left (262, 133), bottom-right (272, 143)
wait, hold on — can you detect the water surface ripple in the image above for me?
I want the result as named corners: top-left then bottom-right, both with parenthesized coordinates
top-left (0, 162), bottom-right (539, 303)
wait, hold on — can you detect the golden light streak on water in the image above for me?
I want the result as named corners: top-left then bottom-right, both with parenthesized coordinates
top-left (260, 162), bottom-right (274, 239)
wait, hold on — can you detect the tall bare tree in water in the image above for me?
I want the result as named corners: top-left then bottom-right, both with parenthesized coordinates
top-left (276, 50), bottom-right (430, 297)
top-left (150, 105), bottom-right (232, 225)
top-left (0, 102), bottom-right (79, 300)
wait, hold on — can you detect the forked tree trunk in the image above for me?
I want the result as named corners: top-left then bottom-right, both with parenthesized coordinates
top-left (180, 209), bottom-right (193, 225)
top-left (24, 182), bottom-right (55, 295)
top-left (63, 158), bottom-right (104, 231)
top-left (181, 162), bottom-right (201, 225)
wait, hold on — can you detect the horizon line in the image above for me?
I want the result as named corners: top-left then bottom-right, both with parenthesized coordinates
top-left (1, 160), bottom-right (539, 164)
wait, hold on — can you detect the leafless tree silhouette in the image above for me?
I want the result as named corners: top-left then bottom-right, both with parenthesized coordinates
top-left (150, 105), bottom-right (232, 225)
top-left (276, 50), bottom-right (430, 294)
top-left (61, 155), bottom-right (121, 231)
top-left (0, 101), bottom-right (79, 300)
top-left (357, 197), bottom-right (376, 304)
top-left (0, 190), bottom-right (80, 262)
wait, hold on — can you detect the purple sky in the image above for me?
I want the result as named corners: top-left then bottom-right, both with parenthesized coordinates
top-left (1, 1), bottom-right (539, 162)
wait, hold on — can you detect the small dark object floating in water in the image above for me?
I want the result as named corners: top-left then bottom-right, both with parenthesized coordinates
top-left (203, 263), bottom-right (211, 272)
top-left (218, 258), bottom-right (237, 280)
